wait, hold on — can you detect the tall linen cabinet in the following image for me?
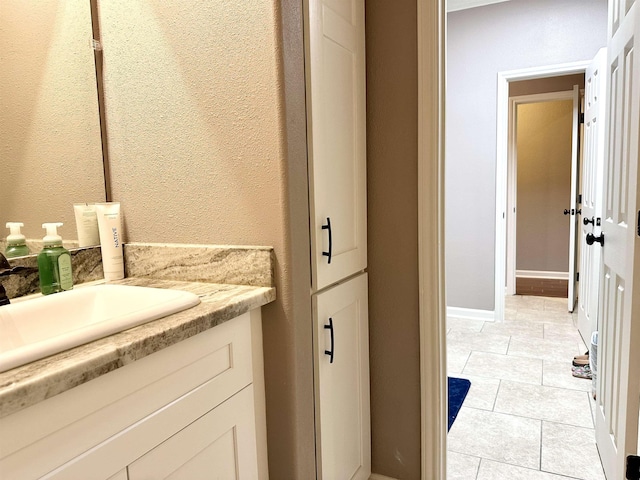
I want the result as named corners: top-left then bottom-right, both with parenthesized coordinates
top-left (304, 0), bottom-right (370, 479)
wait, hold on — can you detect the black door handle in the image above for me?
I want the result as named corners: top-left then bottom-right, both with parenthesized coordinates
top-left (322, 217), bottom-right (332, 264)
top-left (584, 216), bottom-right (595, 225)
top-left (324, 317), bottom-right (334, 363)
top-left (586, 233), bottom-right (604, 246)
top-left (564, 209), bottom-right (582, 216)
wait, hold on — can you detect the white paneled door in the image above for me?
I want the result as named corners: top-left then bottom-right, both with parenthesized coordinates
top-left (568, 85), bottom-right (581, 312)
top-left (577, 47), bottom-right (607, 345)
top-left (305, 0), bottom-right (367, 292)
top-left (594, 1), bottom-right (640, 478)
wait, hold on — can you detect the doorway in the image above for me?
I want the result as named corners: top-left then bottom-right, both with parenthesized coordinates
top-left (445, 59), bottom-right (609, 480)
top-left (506, 89), bottom-right (579, 303)
top-left (428, 1), bottom-right (640, 479)
top-left (441, 3), bottom-right (608, 477)
top-left (494, 63), bottom-right (590, 322)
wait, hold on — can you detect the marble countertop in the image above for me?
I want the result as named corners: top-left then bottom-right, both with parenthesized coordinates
top-left (0, 277), bottom-right (276, 419)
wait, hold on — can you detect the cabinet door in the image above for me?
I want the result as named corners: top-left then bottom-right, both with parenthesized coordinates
top-left (314, 273), bottom-right (370, 480)
top-left (305, 0), bottom-right (367, 291)
top-left (128, 386), bottom-right (259, 480)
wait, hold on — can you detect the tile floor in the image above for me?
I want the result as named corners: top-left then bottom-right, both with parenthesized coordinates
top-left (447, 295), bottom-right (606, 480)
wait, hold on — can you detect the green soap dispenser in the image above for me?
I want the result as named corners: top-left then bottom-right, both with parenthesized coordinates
top-left (5, 222), bottom-right (30, 258)
top-left (37, 223), bottom-right (73, 295)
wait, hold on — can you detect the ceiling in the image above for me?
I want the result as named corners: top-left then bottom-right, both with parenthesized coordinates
top-left (447, 0), bottom-right (511, 13)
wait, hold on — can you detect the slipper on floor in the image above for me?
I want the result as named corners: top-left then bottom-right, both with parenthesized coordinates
top-left (572, 364), bottom-right (592, 379)
top-left (573, 357), bottom-right (590, 367)
top-left (573, 352), bottom-right (590, 366)
top-left (572, 363), bottom-right (589, 370)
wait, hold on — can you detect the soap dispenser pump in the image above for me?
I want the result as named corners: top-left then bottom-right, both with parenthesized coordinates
top-left (5, 222), bottom-right (30, 258)
top-left (37, 223), bottom-right (73, 295)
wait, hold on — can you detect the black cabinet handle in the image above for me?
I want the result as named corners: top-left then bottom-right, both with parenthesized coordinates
top-left (584, 216), bottom-right (595, 225)
top-left (322, 217), bottom-right (332, 264)
top-left (586, 232), bottom-right (605, 246)
top-left (564, 209), bottom-right (571, 215)
top-left (324, 317), bottom-right (334, 363)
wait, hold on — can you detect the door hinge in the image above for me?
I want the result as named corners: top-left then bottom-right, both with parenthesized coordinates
top-left (579, 113), bottom-right (585, 124)
top-left (627, 455), bottom-right (640, 480)
top-left (578, 194), bottom-right (582, 204)
top-left (576, 272), bottom-right (579, 282)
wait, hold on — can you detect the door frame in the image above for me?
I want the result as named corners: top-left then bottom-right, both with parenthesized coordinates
top-left (416, 8), bottom-right (591, 479)
top-left (506, 90), bottom-right (579, 297)
top-left (417, 0), bottom-right (447, 478)
top-left (495, 61), bottom-right (590, 320)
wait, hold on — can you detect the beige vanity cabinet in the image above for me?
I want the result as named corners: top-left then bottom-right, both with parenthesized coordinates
top-left (0, 310), bottom-right (268, 480)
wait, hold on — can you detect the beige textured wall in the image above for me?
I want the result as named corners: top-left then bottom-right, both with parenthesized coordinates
top-left (99, 1), bottom-right (283, 245)
top-left (0, 0), bottom-right (105, 241)
top-left (100, 2), bottom-right (316, 478)
top-left (516, 100), bottom-right (573, 272)
top-left (366, 1), bottom-right (422, 478)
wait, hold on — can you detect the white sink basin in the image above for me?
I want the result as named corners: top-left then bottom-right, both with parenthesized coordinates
top-left (0, 284), bottom-right (201, 373)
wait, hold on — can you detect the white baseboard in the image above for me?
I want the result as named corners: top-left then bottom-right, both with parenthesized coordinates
top-left (370, 474), bottom-right (399, 480)
top-left (446, 306), bottom-right (495, 322)
top-left (516, 270), bottom-right (569, 280)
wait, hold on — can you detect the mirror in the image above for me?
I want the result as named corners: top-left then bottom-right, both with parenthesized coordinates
top-left (0, 0), bottom-right (106, 246)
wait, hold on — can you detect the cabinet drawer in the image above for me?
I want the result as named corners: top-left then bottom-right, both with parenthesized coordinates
top-left (0, 312), bottom-right (254, 480)
top-left (128, 386), bottom-right (259, 480)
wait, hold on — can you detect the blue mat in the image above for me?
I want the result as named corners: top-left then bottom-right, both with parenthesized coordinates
top-left (448, 377), bottom-right (471, 431)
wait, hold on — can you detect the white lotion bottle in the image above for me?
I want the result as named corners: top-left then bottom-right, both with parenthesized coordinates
top-left (96, 202), bottom-right (125, 281)
top-left (73, 203), bottom-right (100, 247)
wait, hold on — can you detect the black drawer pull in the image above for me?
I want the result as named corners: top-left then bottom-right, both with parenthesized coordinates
top-left (324, 317), bottom-right (334, 363)
top-left (322, 217), bottom-right (332, 264)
